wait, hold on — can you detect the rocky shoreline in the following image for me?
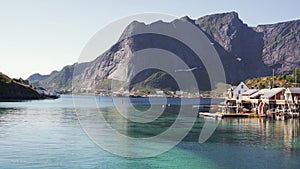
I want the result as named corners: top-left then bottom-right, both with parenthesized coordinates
top-left (0, 72), bottom-right (59, 101)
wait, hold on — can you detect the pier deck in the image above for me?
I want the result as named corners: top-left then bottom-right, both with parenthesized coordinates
top-left (222, 113), bottom-right (266, 118)
top-left (199, 112), bottom-right (267, 118)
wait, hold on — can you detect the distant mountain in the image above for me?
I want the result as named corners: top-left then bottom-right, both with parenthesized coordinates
top-left (0, 72), bottom-right (44, 100)
top-left (28, 11), bottom-right (300, 92)
top-left (27, 73), bottom-right (51, 82)
top-left (28, 65), bottom-right (75, 90)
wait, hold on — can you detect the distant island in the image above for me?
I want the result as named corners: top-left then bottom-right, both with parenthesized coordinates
top-left (0, 72), bottom-right (59, 101)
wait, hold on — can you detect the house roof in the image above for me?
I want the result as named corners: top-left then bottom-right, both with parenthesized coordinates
top-left (250, 89), bottom-right (268, 98)
top-left (250, 88), bottom-right (285, 99)
top-left (262, 88), bottom-right (285, 99)
top-left (242, 89), bottom-right (258, 95)
top-left (287, 88), bottom-right (300, 94)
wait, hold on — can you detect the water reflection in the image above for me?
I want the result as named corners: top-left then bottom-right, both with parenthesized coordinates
top-left (210, 118), bottom-right (300, 152)
top-left (0, 108), bottom-right (24, 128)
top-left (275, 119), bottom-right (300, 152)
top-left (101, 105), bottom-right (180, 138)
top-left (0, 96), bottom-right (299, 168)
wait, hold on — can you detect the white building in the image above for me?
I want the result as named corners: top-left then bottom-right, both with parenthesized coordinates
top-left (227, 82), bottom-right (249, 100)
top-left (175, 90), bottom-right (184, 95)
top-left (155, 90), bottom-right (164, 95)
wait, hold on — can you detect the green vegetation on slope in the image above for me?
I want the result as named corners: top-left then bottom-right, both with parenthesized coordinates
top-left (130, 71), bottom-right (179, 92)
top-left (29, 64), bottom-right (74, 90)
top-left (245, 68), bottom-right (300, 89)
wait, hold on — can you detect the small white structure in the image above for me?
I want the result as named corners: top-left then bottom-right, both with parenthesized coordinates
top-left (155, 90), bottom-right (164, 95)
top-left (176, 90), bottom-right (184, 95)
top-left (227, 82), bottom-right (249, 100)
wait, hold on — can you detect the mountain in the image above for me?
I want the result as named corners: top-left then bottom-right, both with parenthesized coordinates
top-left (184, 12), bottom-right (299, 83)
top-left (0, 72), bottom-right (44, 100)
top-left (69, 19), bottom-right (213, 92)
top-left (255, 21), bottom-right (300, 73)
top-left (28, 65), bottom-right (74, 90)
top-left (27, 73), bottom-right (51, 82)
top-left (28, 11), bottom-right (300, 92)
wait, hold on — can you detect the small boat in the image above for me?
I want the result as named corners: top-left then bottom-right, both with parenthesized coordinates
top-left (36, 88), bottom-right (60, 99)
top-left (199, 112), bottom-right (224, 119)
top-left (43, 91), bottom-right (60, 99)
top-left (45, 93), bottom-right (60, 99)
top-left (129, 95), bottom-right (143, 98)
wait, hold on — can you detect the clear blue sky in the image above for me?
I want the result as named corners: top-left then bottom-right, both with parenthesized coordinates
top-left (0, 0), bottom-right (299, 78)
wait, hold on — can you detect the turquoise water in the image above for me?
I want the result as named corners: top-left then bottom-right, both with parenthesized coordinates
top-left (0, 95), bottom-right (299, 168)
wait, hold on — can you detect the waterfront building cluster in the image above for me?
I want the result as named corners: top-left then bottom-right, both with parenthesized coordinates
top-left (225, 82), bottom-right (300, 119)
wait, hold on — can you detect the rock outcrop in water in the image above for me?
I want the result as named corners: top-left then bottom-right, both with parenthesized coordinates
top-left (28, 11), bottom-right (300, 91)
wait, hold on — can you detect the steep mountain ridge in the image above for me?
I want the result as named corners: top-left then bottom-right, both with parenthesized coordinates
top-left (28, 12), bottom-right (300, 91)
top-left (255, 20), bottom-right (300, 73)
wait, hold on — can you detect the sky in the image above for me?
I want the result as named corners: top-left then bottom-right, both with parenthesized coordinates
top-left (0, 0), bottom-right (299, 78)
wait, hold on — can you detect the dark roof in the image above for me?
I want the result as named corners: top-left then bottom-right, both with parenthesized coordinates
top-left (250, 88), bottom-right (285, 99)
top-left (288, 88), bottom-right (300, 94)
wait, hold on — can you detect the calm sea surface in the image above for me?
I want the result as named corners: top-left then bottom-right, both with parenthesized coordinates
top-left (0, 95), bottom-right (299, 169)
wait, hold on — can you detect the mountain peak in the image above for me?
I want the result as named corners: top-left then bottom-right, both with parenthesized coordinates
top-left (223, 11), bottom-right (239, 18)
top-left (208, 11), bottom-right (239, 18)
top-left (28, 12), bottom-right (300, 91)
top-left (119, 21), bottom-right (147, 41)
top-left (180, 15), bottom-right (193, 22)
top-left (195, 11), bottom-right (242, 25)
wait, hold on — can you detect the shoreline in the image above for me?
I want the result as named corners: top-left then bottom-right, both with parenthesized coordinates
top-left (70, 92), bottom-right (226, 99)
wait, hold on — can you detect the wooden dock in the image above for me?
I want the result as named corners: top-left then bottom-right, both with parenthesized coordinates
top-left (199, 112), bottom-right (267, 119)
top-left (222, 113), bottom-right (267, 118)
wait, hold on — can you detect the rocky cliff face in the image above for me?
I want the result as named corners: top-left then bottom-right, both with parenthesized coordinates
top-left (189, 12), bottom-right (299, 81)
top-left (28, 12), bottom-right (300, 91)
top-left (72, 19), bottom-right (214, 91)
top-left (255, 20), bottom-right (300, 74)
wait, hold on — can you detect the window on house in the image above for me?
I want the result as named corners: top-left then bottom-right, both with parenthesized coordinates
top-left (238, 90), bottom-right (241, 94)
top-left (241, 85), bottom-right (244, 89)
